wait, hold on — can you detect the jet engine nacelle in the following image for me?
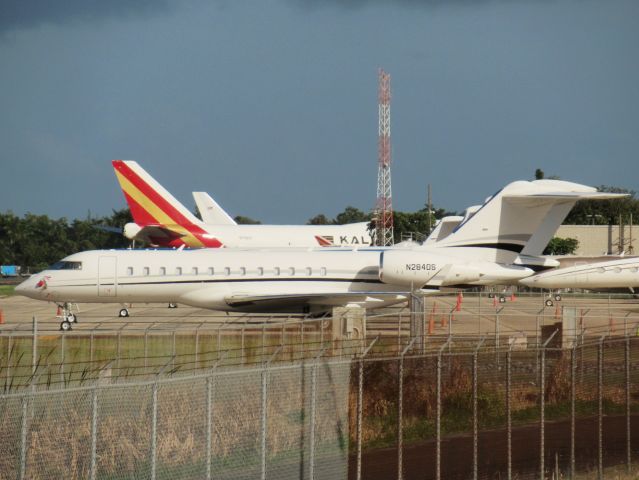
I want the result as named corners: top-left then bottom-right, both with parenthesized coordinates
top-left (379, 251), bottom-right (481, 288)
top-left (123, 222), bottom-right (142, 240)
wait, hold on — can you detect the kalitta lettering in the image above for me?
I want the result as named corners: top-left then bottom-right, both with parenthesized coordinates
top-left (338, 236), bottom-right (371, 245)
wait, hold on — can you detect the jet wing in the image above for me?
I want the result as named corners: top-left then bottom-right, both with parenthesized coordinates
top-left (225, 292), bottom-right (408, 312)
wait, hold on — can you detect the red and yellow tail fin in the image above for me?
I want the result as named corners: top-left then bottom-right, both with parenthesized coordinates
top-left (112, 160), bottom-right (222, 247)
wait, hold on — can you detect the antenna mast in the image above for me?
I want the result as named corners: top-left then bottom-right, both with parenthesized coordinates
top-left (375, 68), bottom-right (394, 246)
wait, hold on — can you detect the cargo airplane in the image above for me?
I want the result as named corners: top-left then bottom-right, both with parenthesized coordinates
top-left (16, 179), bottom-right (626, 330)
top-left (113, 160), bottom-right (372, 248)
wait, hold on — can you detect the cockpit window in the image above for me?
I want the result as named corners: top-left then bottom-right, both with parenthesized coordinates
top-left (50, 261), bottom-right (82, 270)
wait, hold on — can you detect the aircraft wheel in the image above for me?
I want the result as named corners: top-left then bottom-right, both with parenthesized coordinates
top-left (119, 308), bottom-right (129, 318)
top-left (499, 296), bottom-right (506, 303)
top-left (60, 320), bottom-right (72, 332)
top-left (67, 313), bottom-right (77, 323)
top-left (545, 299), bottom-right (554, 307)
top-left (488, 293), bottom-right (495, 299)
top-left (168, 303), bottom-right (178, 309)
top-left (554, 294), bottom-right (562, 302)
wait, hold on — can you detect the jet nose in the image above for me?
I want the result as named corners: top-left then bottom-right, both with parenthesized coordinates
top-left (14, 276), bottom-right (39, 298)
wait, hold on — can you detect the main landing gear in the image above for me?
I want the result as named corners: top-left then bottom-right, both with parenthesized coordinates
top-left (119, 307), bottom-right (130, 318)
top-left (544, 293), bottom-right (562, 307)
top-left (57, 303), bottom-right (78, 331)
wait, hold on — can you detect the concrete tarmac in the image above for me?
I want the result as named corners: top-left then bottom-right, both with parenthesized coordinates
top-left (1, 292), bottom-right (638, 338)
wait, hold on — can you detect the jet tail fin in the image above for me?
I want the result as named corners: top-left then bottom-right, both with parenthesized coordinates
top-left (193, 192), bottom-right (237, 225)
top-left (434, 180), bottom-right (627, 256)
top-left (112, 160), bottom-right (203, 227)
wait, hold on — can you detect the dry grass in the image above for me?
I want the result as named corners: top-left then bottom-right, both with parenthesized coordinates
top-left (0, 363), bottom-right (350, 478)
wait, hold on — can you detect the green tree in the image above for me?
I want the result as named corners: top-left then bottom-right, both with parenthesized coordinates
top-left (334, 206), bottom-right (370, 225)
top-left (543, 237), bottom-right (579, 255)
top-left (234, 215), bottom-right (261, 225)
top-left (307, 214), bottom-right (333, 225)
top-left (564, 186), bottom-right (639, 225)
top-left (535, 168), bottom-right (544, 180)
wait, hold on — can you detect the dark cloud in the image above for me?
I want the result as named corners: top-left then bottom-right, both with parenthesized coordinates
top-left (0, 0), bottom-right (172, 34)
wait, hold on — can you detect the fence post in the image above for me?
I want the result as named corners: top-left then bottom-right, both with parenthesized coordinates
top-left (241, 328), bottom-right (245, 364)
top-left (397, 337), bottom-right (417, 480)
top-left (60, 334), bottom-right (65, 386)
top-left (259, 345), bottom-right (282, 480)
top-left (473, 337), bottom-right (486, 480)
top-left (494, 307), bottom-right (504, 352)
top-left (598, 336), bottom-right (605, 480)
top-left (571, 341), bottom-right (577, 479)
top-left (150, 357), bottom-right (173, 480)
top-left (309, 347), bottom-right (326, 480)
top-left (356, 337), bottom-right (379, 480)
top-left (144, 327), bottom-right (149, 369)
top-left (32, 316), bottom-right (37, 376)
top-left (19, 393), bottom-right (28, 480)
top-left (90, 331), bottom-right (94, 364)
top-left (172, 331), bottom-right (177, 369)
top-left (195, 323), bottom-right (201, 369)
top-left (540, 329), bottom-right (559, 480)
top-left (206, 375), bottom-right (213, 480)
top-left (116, 329), bottom-right (122, 372)
top-left (436, 338), bottom-right (452, 480)
top-left (261, 324), bottom-right (266, 358)
top-left (151, 381), bottom-right (158, 480)
top-left (260, 365), bottom-right (267, 480)
top-left (626, 335), bottom-right (631, 474)
top-left (507, 343), bottom-right (513, 480)
top-left (7, 333), bottom-right (12, 384)
top-left (90, 386), bottom-right (98, 480)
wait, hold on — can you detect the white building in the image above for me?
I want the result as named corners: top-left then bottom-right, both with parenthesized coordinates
top-left (555, 225), bottom-right (638, 256)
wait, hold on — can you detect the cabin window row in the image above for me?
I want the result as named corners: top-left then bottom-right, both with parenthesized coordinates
top-left (125, 266), bottom-right (328, 277)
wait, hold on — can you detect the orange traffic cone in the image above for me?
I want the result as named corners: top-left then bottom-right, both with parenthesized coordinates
top-left (510, 292), bottom-right (516, 301)
top-left (455, 292), bottom-right (463, 312)
top-left (56, 305), bottom-right (62, 317)
top-left (0, 310), bottom-right (4, 324)
top-left (493, 296), bottom-right (497, 308)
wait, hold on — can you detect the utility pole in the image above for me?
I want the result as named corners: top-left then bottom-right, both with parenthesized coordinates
top-left (427, 184), bottom-right (433, 235)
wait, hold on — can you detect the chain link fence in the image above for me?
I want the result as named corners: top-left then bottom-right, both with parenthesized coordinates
top-left (0, 356), bottom-right (351, 480)
top-left (352, 335), bottom-right (639, 480)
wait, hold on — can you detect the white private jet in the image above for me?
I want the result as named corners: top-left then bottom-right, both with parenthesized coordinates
top-left (519, 256), bottom-right (639, 292)
top-left (16, 179), bottom-right (626, 330)
top-left (113, 160), bottom-right (371, 248)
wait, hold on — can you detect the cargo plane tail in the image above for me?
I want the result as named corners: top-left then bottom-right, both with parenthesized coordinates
top-left (112, 160), bottom-right (223, 247)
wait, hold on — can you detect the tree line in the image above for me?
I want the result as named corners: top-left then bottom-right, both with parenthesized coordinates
top-left (0, 209), bottom-right (132, 271)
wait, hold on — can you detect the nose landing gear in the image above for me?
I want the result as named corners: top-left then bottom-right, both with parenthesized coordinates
top-left (56, 303), bottom-right (78, 331)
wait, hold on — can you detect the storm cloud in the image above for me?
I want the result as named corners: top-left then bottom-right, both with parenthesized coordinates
top-left (0, 0), bottom-right (172, 34)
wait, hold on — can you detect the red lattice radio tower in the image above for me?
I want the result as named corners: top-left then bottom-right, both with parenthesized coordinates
top-left (375, 68), bottom-right (394, 246)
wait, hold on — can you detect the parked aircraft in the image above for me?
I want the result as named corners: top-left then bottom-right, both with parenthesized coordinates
top-left (519, 256), bottom-right (639, 291)
top-left (112, 160), bottom-right (372, 248)
top-left (16, 179), bottom-right (626, 330)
